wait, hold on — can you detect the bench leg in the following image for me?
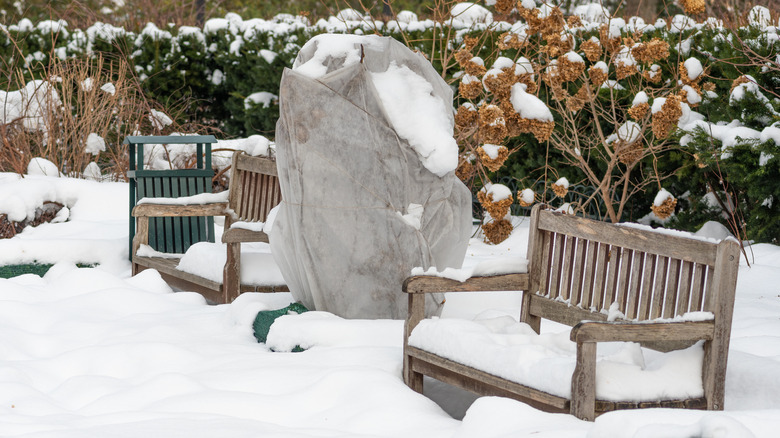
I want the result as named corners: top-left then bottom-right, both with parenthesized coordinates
top-left (703, 339), bottom-right (726, 410)
top-left (571, 341), bottom-right (597, 421)
top-left (404, 293), bottom-right (425, 393)
top-left (404, 354), bottom-right (424, 393)
top-left (223, 242), bottom-right (241, 303)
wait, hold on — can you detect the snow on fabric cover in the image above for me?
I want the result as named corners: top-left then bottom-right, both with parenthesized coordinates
top-left (408, 316), bottom-right (705, 401)
top-left (271, 35), bottom-right (472, 319)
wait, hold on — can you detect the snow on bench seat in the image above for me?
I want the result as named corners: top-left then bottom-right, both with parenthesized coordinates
top-left (408, 315), bottom-right (705, 402)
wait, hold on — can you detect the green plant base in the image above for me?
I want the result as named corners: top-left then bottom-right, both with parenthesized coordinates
top-left (252, 302), bottom-right (309, 351)
top-left (0, 263), bottom-right (96, 279)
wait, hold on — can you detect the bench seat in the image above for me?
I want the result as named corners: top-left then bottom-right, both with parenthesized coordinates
top-left (409, 316), bottom-right (708, 402)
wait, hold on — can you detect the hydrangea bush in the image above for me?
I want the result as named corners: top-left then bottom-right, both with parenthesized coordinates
top-left (1, 3), bottom-right (777, 242)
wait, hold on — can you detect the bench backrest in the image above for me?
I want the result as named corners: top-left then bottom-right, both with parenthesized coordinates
top-left (227, 152), bottom-right (282, 224)
top-left (524, 205), bottom-right (740, 328)
top-left (126, 136), bottom-right (217, 257)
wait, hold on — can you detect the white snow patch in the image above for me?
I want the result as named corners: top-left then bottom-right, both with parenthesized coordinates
top-left (510, 83), bottom-right (553, 122)
top-left (370, 61), bottom-right (458, 177)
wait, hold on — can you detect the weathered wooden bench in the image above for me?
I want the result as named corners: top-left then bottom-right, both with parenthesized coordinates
top-left (403, 204), bottom-right (740, 420)
top-left (132, 151), bottom-right (288, 304)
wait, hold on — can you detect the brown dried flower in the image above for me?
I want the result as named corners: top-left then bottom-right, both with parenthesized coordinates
top-left (566, 86), bottom-right (589, 113)
top-left (477, 144), bottom-right (510, 172)
top-left (455, 49), bottom-right (472, 67)
top-left (516, 74), bottom-right (538, 94)
top-left (558, 53), bottom-right (586, 82)
top-left (479, 104), bottom-right (504, 125)
top-left (478, 190), bottom-right (514, 220)
top-left (589, 65), bottom-right (608, 87)
top-left (552, 181), bottom-right (568, 198)
top-left (652, 95), bottom-right (683, 139)
top-left (651, 196), bottom-right (677, 220)
top-left (616, 62), bottom-right (639, 80)
top-left (528, 119), bottom-right (555, 142)
top-left (642, 65), bottom-right (663, 84)
top-left (567, 15), bottom-right (583, 28)
top-left (581, 38), bottom-right (602, 62)
top-left (479, 105), bottom-right (508, 144)
top-left (483, 218), bottom-right (513, 244)
top-left (681, 0), bottom-right (705, 15)
top-left (616, 140), bottom-right (644, 164)
top-left (459, 75), bottom-right (483, 100)
top-left (631, 38), bottom-right (670, 64)
top-left (702, 82), bottom-right (716, 92)
top-left (464, 57), bottom-right (487, 77)
top-left (628, 102), bottom-right (650, 120)
top-left (730, 75), bottom-right (753, 94)
top-left (497, 32), bottom-right (525, 50)
top-left (482, 68), bottom-right (516, 101)
top-left (456, 155), bottom-right (476, 182)
top-left (463, 36), bottom-right (479, 51)
top-left (455, 103), bottom-right (478, 128)
top-left (495, 0), bottom-right (515, 15)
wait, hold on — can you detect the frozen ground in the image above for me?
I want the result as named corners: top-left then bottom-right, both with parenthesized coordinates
top-left (1, 172), bottom-right (779, 437)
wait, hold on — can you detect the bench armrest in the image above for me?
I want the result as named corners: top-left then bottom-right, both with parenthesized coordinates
top-left (222, 227), bottom-right (269, 244)
top-left (132, 202), bottom-right (228, 218)
top-left (402, 273), bottom-right (529, 294)
top-left (570, 320), bottom-right (715, 344)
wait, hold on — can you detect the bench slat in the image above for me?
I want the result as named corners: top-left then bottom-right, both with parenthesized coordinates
top-left (580, 240), bottom-right (598, 309)
top-left (571, 237), bottom-right (587, 306)
top-left (604, 246), bottom-right (620, 311)
top-left (561, 235), bottom-right (577, 302)
top-left (538, 230), bottom-right (552, 297)
top-left (538, 212), bottom-right (718, 265)
top-left (528, 294), bottom-right (607, 327)
top-left (627, 250), bottom-right (645, 319)
top-left (677, 261), bottom-right (694, 315)
top-left (549, 233), bottom-right (565, 299)
top-left (616, 248), bottom-right (633, 314)
top-left (703, 267), bottom-right (715, 311)
top-left (651, 256), bottom-right (669, 319)
top-left (664, 258), bottom-right (681, 318)
top-left (592, 242), bottom-right (609, 312)
top-left (638, 253), bottom-right (657, 320)
top-left (690, 264), bottom-right (707, 312)
top-left (403, 273), bottom-right (529, 294)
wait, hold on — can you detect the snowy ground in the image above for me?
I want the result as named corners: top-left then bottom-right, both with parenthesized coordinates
top-left (1, 172), bottom-right (780, 437)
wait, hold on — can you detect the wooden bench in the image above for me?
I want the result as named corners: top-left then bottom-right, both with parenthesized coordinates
top-left (132, 151), bottom-right (288, 304)
top-left (402, 204), bottom-right (740, 420)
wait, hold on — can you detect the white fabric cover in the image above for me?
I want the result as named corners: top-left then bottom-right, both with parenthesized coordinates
top-left (270, 36), bottom-right (472, 319)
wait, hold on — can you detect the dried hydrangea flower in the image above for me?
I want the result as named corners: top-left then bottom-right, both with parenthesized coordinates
top-left (651, 189), bottom-right (677, 219)
top-left (552, 177), bottom-right (569, 198)
top-left (483, 218), bottom-right (513, 244)
top-left (581, 37), bottom-right (602, 62)
top-left (651, 95), bottom-right (683, 138)
top-left (455, 103), bottom-right (478, 128)
top-left (681, 0), bottom-right (705, 15)
top-left (456, 154), bottom-right (476, 182)
top-left (477, 144), bottom-right (510, 172)
top-left (459, 74), bottom-right (483, 100)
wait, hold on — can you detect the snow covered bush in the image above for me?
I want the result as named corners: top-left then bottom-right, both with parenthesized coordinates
top-left (0, 51), bottom-right (165, 178)
top-left (2, 4), bottom-right (778, 242)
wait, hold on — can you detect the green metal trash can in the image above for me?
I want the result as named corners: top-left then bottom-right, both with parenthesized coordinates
top-left (126, 135), bottom-right (217, 260)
